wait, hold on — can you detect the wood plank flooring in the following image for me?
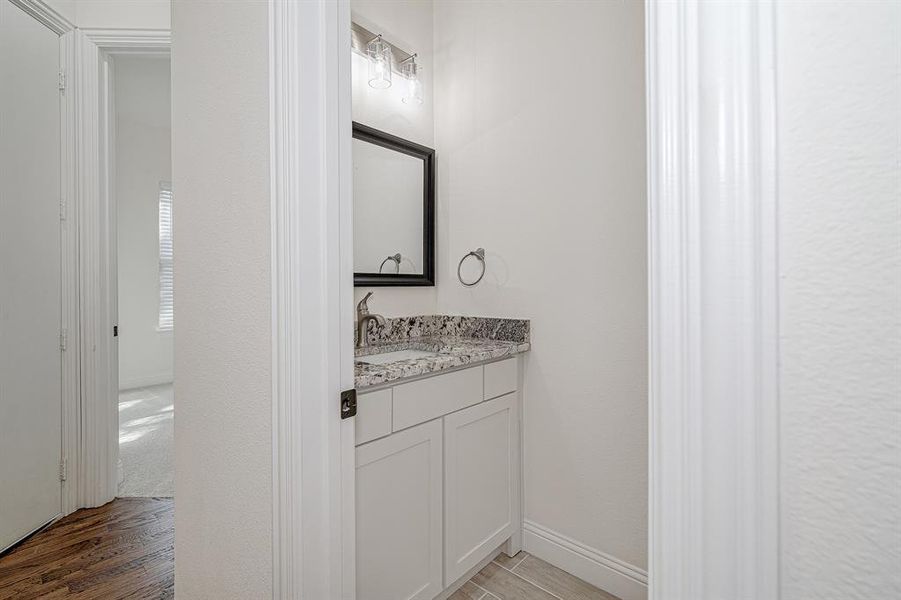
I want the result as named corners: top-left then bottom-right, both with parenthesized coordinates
top-left (453, 551), bottom-right (621, 600)
top-left (0, 498), bottom-right (173, 600)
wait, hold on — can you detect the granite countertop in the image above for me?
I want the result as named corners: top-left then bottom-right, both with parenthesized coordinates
top-left (354, 316), bottom-right (530, 389)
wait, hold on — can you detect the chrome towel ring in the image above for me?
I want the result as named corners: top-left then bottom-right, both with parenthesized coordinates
top-left (457, 248), bottom-right (486, 287)
top-left (379, 253), bottom-right (402, 274)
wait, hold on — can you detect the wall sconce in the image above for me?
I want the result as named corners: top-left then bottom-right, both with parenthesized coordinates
top-left (352, 22), bottom-right (421, 105)
top-left (367, 34), bottom-right (393, 89)
top-left (401, 55), bottom-right (423, 105)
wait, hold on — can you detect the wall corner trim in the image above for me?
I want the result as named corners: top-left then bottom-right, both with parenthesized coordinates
top-left (523, 520), bottom-right (648, 600)
top-left (270, 0), bottom-right (354, 598)
top-left (646, 1), bottom-right (780, 599)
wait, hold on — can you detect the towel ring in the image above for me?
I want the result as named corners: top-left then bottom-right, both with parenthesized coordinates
top-left (457, 248), bottom-right (486, 287)
top-left (379, 253), bottom-right (402, 274)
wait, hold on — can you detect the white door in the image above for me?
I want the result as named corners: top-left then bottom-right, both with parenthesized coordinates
top-left (444, 394), bottom-right (518, 585)
top-left (0, 0), bottom-right (63, 552)
top-left (355, 420), bottom-right (443, 600)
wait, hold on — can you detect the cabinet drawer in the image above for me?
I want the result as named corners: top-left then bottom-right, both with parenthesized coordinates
top-left (484, 357), bottom-right (518, 400)
top-left (355, 388), bottom-right (392, 446)
top-left (393, 366), bottom-right (483, 431)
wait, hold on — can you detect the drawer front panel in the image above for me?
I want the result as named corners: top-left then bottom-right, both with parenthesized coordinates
top-left (393, 366), bottom-right (483, 431)
top-left (355, 388), bottom-right (392, 446)
top-left (484, 357), bottom-right (518, 400)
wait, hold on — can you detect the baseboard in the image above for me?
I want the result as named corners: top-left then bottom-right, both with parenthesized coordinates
top-left (119, 372), bottom-right (173, 391)
top-left (523, 520), bottom-right (648, 600)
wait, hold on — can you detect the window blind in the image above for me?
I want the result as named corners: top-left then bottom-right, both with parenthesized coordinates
top-left (158, 182), bottom-right (173, 331)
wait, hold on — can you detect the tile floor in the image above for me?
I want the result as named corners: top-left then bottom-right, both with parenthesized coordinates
top-left (118, 383), bottom-right (174, 497)
top-left (452, 551), bottom-right (621, 600)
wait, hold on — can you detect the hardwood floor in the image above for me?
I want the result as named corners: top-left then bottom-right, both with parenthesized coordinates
top-left (453, 551), bottom-right (620, 600)
top-left (0, 498), bottom-right (173, 600)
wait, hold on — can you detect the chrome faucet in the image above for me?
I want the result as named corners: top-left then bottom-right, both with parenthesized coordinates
top-left (356, 292), bottom-right (386, 349)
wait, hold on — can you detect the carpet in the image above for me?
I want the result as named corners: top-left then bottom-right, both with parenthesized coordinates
top-left (118, 384), bottom-right (174, 497)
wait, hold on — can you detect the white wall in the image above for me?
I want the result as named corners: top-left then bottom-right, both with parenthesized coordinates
top-left (45, 0), bottom-right (170, 29)
top-left (44, 0), bottom-right (75, 24)
top-left (351, 0), bottom-right (437, 316)
top-left (172, 0), bottom-right (272, 597)
top-left (434, 0), bottom-right (648, 579)
top-left (777, 3), bottom-right (901, 598)
top-left (75, 0), bottom-right (169, 29)
top-left (115, 55), bottom-right (172, 390)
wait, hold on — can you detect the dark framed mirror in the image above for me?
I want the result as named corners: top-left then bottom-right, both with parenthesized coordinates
top-left (353, 122), bottom-right (435, 286)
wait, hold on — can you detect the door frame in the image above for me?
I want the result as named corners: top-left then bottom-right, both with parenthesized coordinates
top-left (69, 28), bottom-right (170, 512)
top-left (646, 1), bottom-right (780, 598)
top-left (269, 0), bottom-right (355, 597)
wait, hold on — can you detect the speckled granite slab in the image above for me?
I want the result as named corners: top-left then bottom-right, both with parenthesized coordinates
top-left (361, 315), bottom-right (529, 346)
top-left (355, 316), bottom-right (530, 389)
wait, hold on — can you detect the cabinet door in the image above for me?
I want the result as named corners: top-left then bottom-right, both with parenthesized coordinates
top-left (444, 393), bottom-right (518, 584)
top-left (356, 420), bottom-right (443, 600)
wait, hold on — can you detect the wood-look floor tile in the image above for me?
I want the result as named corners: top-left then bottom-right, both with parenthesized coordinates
top-left (493, 550), bottom-right (529, 570)
top-left (472, 562), bottom-right (559, 600)
top-left (448, 580), bottom-right (487, 600)
top-left (512, 555), bottom-right (621, 600)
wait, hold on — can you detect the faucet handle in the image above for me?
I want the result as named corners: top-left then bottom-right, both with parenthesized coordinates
top-left (357, 291), bottom-right (373, 315)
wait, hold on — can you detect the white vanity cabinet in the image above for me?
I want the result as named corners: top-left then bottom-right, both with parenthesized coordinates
top-left (443, 393), bottom-right (518, 585)
top-left (354, 356), bottom-right (522, 599)
top-left (356, 420), bottom-right (444, 600)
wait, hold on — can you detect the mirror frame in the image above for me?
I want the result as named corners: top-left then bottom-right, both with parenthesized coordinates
top-left (353, 122), bottom-right (436, 287)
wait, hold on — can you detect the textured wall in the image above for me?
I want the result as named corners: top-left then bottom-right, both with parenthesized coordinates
top-left (172, 0), bottom-right (273, 597)
top-left (777, 2), bottom-right (901, 598)
top-left (44, 0), bottom-right (170, 29)
top-left (434, 0), bottom-right (648, 571)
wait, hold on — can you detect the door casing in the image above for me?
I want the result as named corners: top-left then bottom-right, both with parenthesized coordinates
top-left (68, 28), bottom-right (170, 512)
top-left (269, 0), bottom-right (356, 597)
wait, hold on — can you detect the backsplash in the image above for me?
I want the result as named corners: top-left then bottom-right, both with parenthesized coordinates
top-left (363, 315), bottom-right (530, 346)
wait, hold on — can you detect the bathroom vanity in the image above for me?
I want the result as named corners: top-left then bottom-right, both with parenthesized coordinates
top-left (353, 316), bottom-right (529, 600)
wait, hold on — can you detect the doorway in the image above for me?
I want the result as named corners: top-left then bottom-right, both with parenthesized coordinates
top-left (112, 54), bottom-right (173, 498)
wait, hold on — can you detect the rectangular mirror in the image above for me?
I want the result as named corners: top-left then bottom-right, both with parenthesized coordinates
top-left (353, 122), bottom-right (435, 286)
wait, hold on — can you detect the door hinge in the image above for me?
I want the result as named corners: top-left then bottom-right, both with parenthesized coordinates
top-left (340, 388), bottom-right (357, 419)
top-left (113, 325), bottom-right (118, 337)
top-left (59, 198), bottom-right (67, 221)
top-left (59, 458), bottom-right (67, 482)
top-left (58, 70), bottom-right (66, 92)
top-left (59, 328), bottom-right (67, 351)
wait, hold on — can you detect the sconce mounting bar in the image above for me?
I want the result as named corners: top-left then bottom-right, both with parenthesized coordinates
top-left (351, 21), bottom-right (415, 72)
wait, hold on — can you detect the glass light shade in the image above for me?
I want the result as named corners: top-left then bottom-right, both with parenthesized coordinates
top-left (367, 37), bottom-right (393, 89)
top-left (401, 59), bottom-right (423, 105)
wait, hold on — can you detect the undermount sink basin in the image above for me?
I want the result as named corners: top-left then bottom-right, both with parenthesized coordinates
top-left (355, 349), bottom-right (439, 365)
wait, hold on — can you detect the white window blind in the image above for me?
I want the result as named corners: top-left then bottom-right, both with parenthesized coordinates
top-left (158, 182), bottom-right (173, 331)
